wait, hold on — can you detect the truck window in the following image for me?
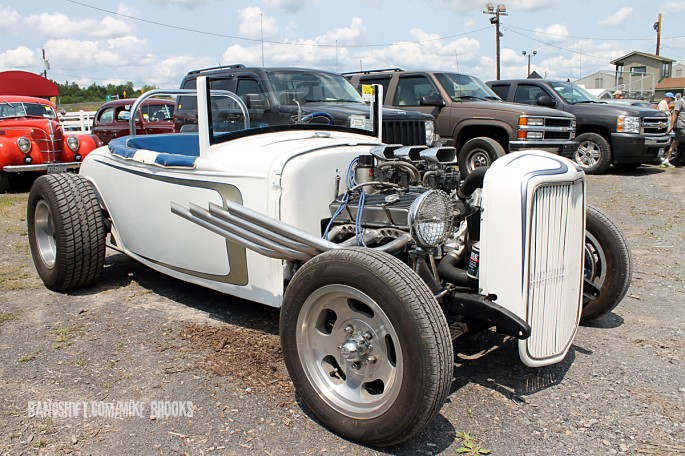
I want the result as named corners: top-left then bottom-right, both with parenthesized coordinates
top-left (489, 83), bottom-right (510, 100)
top-left (514, 84), bottom-right (550, 105)
top-left (236, 78), bottom-right (267, 109)
top-left (357, 76), bottom-right (392, 99)
top-left (394, 75), bottom-right (438, 106)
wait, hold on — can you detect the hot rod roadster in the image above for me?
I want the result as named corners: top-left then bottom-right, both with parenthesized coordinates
top-left (27, 77), bottom-right (632, 446)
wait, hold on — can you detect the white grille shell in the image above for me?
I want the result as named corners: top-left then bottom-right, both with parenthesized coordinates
top-left (479, 151), bottom-right (585, 367)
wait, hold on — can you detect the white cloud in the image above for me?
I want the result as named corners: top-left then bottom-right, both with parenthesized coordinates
top-left (263, 0), bottom-right (305, 13)
top-left (598, 7), bottom-right (633, 27)
top-left (148, 0), bottom-right (207, 8)
top-left (0, 6), bottom-right (21, 33)
top-left (0, 46), bottom-right (37, 70)
top-left (238, 7), bottom-right (279, 39)
top-left (533, 24), bottom-right (569, 43)
top-left (23, 12), bottom-right (132, 40)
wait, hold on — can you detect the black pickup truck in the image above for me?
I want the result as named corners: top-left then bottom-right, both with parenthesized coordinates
top-left (175, 65), bottom-right (438, 147)
top-left (345, 69), bottom-right (578, 175)
top-left (488, 78), bottom-right (671, 174)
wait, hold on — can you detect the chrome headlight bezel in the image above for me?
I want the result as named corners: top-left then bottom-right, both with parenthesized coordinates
top-left (425, 120), bottom-right (436, 146)
top-left (17, 137), bottom-right (31, 154)
top-left (617, 115), bottom-right (640, 134)
top-left (408, 190), bottom-right (453, 249)
top-left (66, 135), bottom-right (80, 152)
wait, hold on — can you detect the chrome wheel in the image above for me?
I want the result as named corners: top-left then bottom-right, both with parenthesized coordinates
top-left (466, 150), bottom-right (491, 172)
top-left (34, 199), bottom-right (57, 268)
top-left (584, 231), bottom-right (607, 288)
top-left (296, 284), bottom-right (403, 419)
top-left (575, 140), bottom-right (601, 169)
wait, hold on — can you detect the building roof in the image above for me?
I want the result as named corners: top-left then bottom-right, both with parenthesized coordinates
top-left (610, 51), bottom-right (676, 65)
top-left (656, 77), bottom-right (685, 90)
top-left (0, 70), bottom-right (58, 97)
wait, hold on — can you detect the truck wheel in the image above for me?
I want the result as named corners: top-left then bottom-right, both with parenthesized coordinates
top-left (670, 143), bottom-right (685, 166)
top-left (280, 248), bottom-right (453, 446)
top-left (574, 133), bottom-right (612, 174)
top-left (581, 205), bottom-right (633, 324)
top-left (27, 174), bottom-right (107, 291)
top-left (458, 137), bottom-right (505, 177)
top-left (0, 171), bottom-right (9, 193)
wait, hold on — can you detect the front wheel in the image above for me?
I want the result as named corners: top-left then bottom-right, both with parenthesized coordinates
top-left (27, 173), bottom-right (107, 291)
top-left (581, 205), bottom-right (633, 323)
top-left (458, 137), bottom-right (505, 178)
top-left (574, 132), bottom-right (612, 174)
top-left (280, 248), bottom-right (453, 446)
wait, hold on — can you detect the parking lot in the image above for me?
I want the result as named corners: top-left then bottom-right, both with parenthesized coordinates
top-left (0, 166), bottom-right (683, 455)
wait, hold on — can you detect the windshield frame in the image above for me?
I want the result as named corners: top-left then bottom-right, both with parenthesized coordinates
top-left (0, 101), bottom-right (57, 120)
top-left (434, 72), bottom-right (502, 102)
top-left (265, 70), bottom-right (365, 104)
top-left (548, 81), bottom-right (599, 105)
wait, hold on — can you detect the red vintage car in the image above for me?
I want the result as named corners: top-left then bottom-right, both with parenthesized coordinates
top-left (0, 95), bottom-right (101, 192)
top-left (92, 98), bottom-right (175, 145)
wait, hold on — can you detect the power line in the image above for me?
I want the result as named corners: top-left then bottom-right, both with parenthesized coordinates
top-left (507, 24), bottom-right (685, 42)
top-left (63, 0), bottom-right (491, 48)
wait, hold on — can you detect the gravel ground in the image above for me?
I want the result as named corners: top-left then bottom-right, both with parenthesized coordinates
top-left (0, 165), bottom-right (683, 455)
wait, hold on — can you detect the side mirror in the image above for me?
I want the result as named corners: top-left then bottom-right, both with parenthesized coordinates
top-left (537, 95), bottom-right (556, 108)
top-left (420, 95), bottom-right (446, 107)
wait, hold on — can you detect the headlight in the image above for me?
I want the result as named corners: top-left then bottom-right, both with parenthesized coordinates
top-left (520, 116), bottom-right (544, 126)
top-left (408, 190), bottom-right (453, 249)
top-left (66, 136), bottom-right (80, 152)
top-left (617, 116), bottom-right (640, 134)
top-left (17, 137), bottom-right (31, 154)
top-left (425, 120), bottom-right (436, 146)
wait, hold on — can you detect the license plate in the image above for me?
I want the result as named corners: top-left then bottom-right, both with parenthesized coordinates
top-left (47, 163), bottom-right (67, 174)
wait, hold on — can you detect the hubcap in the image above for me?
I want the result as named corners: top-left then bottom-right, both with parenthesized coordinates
top-left (583, 231), bottom-right (607, 302)
top-left (575, 141), bottom-right (601, 169)
top-left (296, 284), bottom-right (403, 419)
top-left (34, 200), bottom-right (57, 268)
top-left (467, 150), bottom-right (490, 171)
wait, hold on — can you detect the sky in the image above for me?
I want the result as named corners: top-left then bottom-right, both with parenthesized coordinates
top-left (1, 0), bottom-right (684, 90)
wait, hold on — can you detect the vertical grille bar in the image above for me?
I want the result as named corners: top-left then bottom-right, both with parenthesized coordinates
top-left (526, 181), bottom-right (584, 360)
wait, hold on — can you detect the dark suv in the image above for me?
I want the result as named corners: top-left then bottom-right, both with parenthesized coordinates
top-left (488, 78), bottom-right (671, 174)
top-left (345, 69), bottom-right (577, 174)
top-left (177, 65), bottom-right (438, 147)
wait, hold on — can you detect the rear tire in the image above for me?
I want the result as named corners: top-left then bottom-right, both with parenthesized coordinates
top-left (581, 205), bottom-right (633, 323)
top-left (280, 248), bottom-right (453, 446)
top-left (27, 174), bottom-right (106, 291)
top-left (575, 132), bottom-right (612, 174)
top-left (458, 137), bottom-right (505, 177)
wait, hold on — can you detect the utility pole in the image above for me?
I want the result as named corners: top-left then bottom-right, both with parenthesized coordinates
top-left (654, 13), bottom-right (662, 56)
top-left (484, 3), bottom-right (507, 80)
top-left (41, 48), bottom-right (50, 79)
top-left (522, 50), bottom-right (537, 77)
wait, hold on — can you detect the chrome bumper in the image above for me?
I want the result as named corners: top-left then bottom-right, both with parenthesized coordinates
top-left (3, 162), bottom-right (82, 172)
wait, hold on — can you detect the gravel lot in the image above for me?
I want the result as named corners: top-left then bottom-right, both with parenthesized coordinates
top-left (0, 165), bottom-right (683, 455)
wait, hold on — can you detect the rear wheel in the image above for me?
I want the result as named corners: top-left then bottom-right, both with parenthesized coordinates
top-left (27, 173), bottom-right (107, 291)
top-left (670, 143), bottom-right (685, 166)
top-left (280, 248), bottom-right (453, 446)
top-left (581, 205), bottom-right (633, 323)
top-left (575, 132), bottom-right (612, 174)
top-left (458, 137), bottom-right (505, 177)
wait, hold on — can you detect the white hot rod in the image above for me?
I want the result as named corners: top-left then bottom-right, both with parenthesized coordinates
top-left (27, 77), bottom-right (632, 446)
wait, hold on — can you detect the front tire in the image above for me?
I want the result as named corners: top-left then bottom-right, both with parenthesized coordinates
top-left (27, 174), bottom-right (106, 291)
top-left (280, 248), bottom-right (453, 446)
top-left (575, 132), bottom-right (612, 174)
top-left (0, 171), bottom-right (9, 193)
top-left (581, 205), bottom-right (633, 323)
top-left (458, 137), bottom-right (505, 177)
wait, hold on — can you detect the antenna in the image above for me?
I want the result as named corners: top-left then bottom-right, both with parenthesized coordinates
top-left (455, 51), bottom-right (460, 74)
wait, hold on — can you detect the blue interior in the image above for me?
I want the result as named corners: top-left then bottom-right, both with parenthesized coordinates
top-left (108, 133), bottom-right (200, 168)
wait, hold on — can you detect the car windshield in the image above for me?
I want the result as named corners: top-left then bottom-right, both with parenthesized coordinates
top-left (435, 73), bottom-right (501, 101)
top-left (266, 70), bottom-right (364, 103)
top-left (0, 101), bottom-right (57, 119)
top-left (549, 81), bottom-right (599, 104)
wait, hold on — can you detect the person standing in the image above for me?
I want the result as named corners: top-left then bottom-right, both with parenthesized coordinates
top-left (662, 93), bottom-right (685, 167)
top-left (659, 92), bottom-right (674, 121)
